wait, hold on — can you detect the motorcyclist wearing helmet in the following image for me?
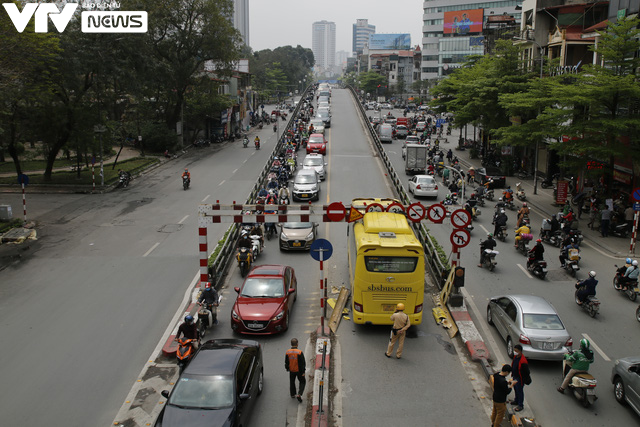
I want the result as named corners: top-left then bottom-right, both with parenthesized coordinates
top-left (559, 238), bottom-right (579, 268)
top-left (266, 177), bottom-right (279, 191)
top-left (181, 168), bottom-right (191, 184)
top-left (542, 214), bottom-right (561, 240)
top-left (503, 186), bottom-right (514, 203)
top-left (478, 233), bottom-right (497, 267)
top-left (558, 338), bottom-right (594, 393)
top-left (197, 283), bottom-right (219, 326)
top-left (493, 209), bottom-right (508, 237)
top-left (517, 202), bottom-right (530, 227)
top-left (254, 136), bottom-right (261, 147)
top-left (257, 187), bottom-right (269, 199)
top-left (619, 260), bottom-right (640, 290)
top-left (175, 314), bottom-right (199, 348)
top-left (527, 239), bottom-right (545, 268)
top-left (385, 303), bottom-right (411, 359)
top-left (514, 219), bottom-right (531, 248)
top-left (575, 271), bottom-right (598, 304)
top-left (495, 197), bottom-right (506, 212)
top-left (238, 230), bottom-right (252, 250)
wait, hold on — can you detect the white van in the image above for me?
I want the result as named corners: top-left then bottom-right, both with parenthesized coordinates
top-left (378, 123), bottom-right (394, 143)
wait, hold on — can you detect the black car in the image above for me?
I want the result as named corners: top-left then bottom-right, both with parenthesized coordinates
top-left (156, 339), bottom-right (263, 427)
top-left (477, 166), bottom-right (506, 189)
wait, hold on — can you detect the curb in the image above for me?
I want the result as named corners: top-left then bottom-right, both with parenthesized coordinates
top-left (311, 326), bottom-right (330, 427)
top-left (161, 287), bottom-right (206, 357)
top-left (449, 304), bottom-right (491, 361)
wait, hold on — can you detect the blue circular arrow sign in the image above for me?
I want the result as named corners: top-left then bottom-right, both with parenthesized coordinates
top-left (310, 238), bottom-right (333, 262)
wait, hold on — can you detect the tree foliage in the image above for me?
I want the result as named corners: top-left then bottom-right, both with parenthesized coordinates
top-left (248, 45), bottom-right (314, 98)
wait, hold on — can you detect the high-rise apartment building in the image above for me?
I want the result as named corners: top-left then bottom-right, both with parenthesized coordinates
top-left (233, 0), bottom-right (249, 46)
top-left (421, 1), bottom-right (520, 81)
top-left (312, 20), bottom-right (337, 74)
top-left (353, 19), bottom-right (376, 55)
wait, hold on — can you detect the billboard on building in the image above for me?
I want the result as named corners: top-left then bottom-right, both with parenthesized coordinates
top-left (369, 34), bottom-right (411, 50)
top-left (443, 9), bottom-right (484, 34)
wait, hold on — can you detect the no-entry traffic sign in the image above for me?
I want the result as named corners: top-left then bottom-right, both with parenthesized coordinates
top-left (326, 202), bottom-right (346, 222)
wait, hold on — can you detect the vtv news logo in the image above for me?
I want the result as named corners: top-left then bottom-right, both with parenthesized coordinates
top-left (2, 2), bottom-right (147, 33)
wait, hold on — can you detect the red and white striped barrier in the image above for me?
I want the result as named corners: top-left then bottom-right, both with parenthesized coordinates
top-left (630, 211), bottom-right (639, 255)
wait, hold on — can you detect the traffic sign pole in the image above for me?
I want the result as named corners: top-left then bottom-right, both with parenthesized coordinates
top-left (631, 211), bottom-right (639, 255)
top-left (21, 182), bottom-right (27, 222)
top-left (320, 251), bottom-right (325, 331)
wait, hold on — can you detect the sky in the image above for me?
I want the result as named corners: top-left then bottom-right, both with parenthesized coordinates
top-left (249, 0), bottom-right (423, 54)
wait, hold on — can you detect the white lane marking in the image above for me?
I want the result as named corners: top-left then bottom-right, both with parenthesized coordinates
top-left (201, 195), bottom-right (210, 202)
top-left (582, 333), bottom-right (610, 361)
top-left (479, 224), bottom-right (489, 234)
top-left (580, 240), bottom-right (625, 260)
top-left (232, 168), bottom-right (238, 174)
top-left (243, 159), bottom-right (247, 164)
top-left (218, 180), bottom-right (225, 186)
top-left (517, 263), bottom-right (533, 279)
top-left (178, 215), bottom-right (189, 224)
top-left (143, 242), bottom-right (160, 257)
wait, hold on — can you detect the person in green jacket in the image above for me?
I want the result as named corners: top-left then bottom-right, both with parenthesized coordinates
top-left (558, 338), bottom-right (594, 393)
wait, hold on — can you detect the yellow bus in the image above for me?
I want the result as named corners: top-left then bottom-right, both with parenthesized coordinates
top-left (348, 199), bottom-right (424, 325)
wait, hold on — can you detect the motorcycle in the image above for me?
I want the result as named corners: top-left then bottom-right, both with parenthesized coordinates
top-left (541, 229), bottom-right (563, 247)
top-left (273, 124), bottom-right (277, 132)
top-left (182, 175), bottom-right (190, 191)
top-left (485, 187), bottom-right (495, 201)
top-left (562, 349), bottom-right (598, 407)
top-left (504, 198), bottom-right (516, 211)
top-left (265, 223), bottom-right (276, 240)
top-left (258, 122), bottom-right (263, 130)
top-left (575, 282), bottom-right (600, 318)
top-left (515, 182), bottom-right (526, 201)
top-left (249, 233), bottom-right (263, 260)
top-left (255, 139), bottom-right (261, 150)
top-left (117, 171), bottom-right (131, 188)
top-left (443, 193), bottom-right (458, 206)
top-left (176, 337), bottom-right (198, 374)
top-left (613, 264), bottom-right (638, 301)
top-left (495, 225), bottom-right (508, 242)
top-left (540, 173), bottom-right (558, 189)
top-left (609, 222), bottom-right (629, 238)
top-left (480, 246), bottom-right (499, 271)
top-left (563, 247), bottom-right (581, 277)
top-left (236, 247), bottom-right (253, 277)
top-left (243, 137), bottom-right (249, 148)
top-left (527, 259), bottom-right (548, 279)
top-left (279, 195), bottom-right (289, 205)
top-left (197, 298), bottom-right (220, 338)
top-left (515, 234), bottom-right (532, 256)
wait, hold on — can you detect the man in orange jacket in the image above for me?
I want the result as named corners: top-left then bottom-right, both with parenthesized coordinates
top-left (285, 338), bottom-right (306, 402)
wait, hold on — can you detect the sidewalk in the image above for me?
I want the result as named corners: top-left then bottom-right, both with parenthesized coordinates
top-left (441, 126), bottom-right (636, 258)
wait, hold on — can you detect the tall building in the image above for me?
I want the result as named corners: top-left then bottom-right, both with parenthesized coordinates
top-left (421, 1), bottom-right (520, 81)
top-left (312, 20), bottom-right (336, 74)
top-left (233, 0), bottom-right (249, 46)
top-left (352, 19), bottom-right (376, 55)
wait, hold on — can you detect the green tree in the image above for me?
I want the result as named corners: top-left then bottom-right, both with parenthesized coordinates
top-left (358, 71), bottom-right (387, 96)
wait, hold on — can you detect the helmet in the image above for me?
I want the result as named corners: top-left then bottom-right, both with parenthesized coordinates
top-left (487, 233), bottom-right (493, 238)
top-left (396, 303), bottom-right (405, 311)
top-left (500, 209), bottom-right (505, 214)
top-left (522, 219), bottom-right (529, 225)
top-left (184, 315), bottom-right (194, 324)
top-left (204, 283), bottom-right (212, 291)
top-left (588, 270), bottom-right (596, 278)
top-left (580, 338), bottom-right (590, 349)
top-left (552, 214), bottom-right (557, 218)
top-left (523, 202), bottom-right (527, 207)
top-left (184, 168), bottom-right (188, 172)
top-left (498, 197), bottom-right (503, 202)
top-left (536, 239), bottom-right (542, 243)
top-left (626, 258), bottom-right (632, 264)
top-left (634, 260), bottom-right (639, 266)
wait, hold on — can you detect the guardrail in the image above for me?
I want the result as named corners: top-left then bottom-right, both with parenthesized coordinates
top-left (346, 86), bottom-right (450, 288)
top-left (206, 88), bottom-right (312, 289)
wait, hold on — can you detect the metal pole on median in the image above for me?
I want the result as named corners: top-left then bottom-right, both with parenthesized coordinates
top-left (310, 239), bottom-right (333, 331)
top-left (631, 211), bottom-right (639, 255)
top-left (320, 250), bottom-right (324, 331)
top-left (21, 182), bottom-right (27, 222)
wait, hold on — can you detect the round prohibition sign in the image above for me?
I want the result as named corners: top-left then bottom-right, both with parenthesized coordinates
top-left (427, 203), bottom-right (446, 223)
top-left (450, 229), bottom-right (471, 248)
top-left (407, 202), bottom-right (426, 222)
top-left (365, 203), bottom-right (384, 213)
top-left (386, 202), bottom-right (405, 214)
top-left (450, 209), bottom-right (472, 229)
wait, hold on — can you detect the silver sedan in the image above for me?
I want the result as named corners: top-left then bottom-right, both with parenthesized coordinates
top-left (612, 356), bottom-right (640, 416)
top-left (487, 294), bottom-right (573, 360)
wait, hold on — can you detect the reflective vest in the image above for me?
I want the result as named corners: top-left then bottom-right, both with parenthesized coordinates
top-left (286, 348), bottom-right (303, 372)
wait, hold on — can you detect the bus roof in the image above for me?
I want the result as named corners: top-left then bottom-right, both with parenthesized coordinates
top-left (363, 212), bottom-right (413, 234)
top-left (354, 212), bottom-right (423, 250)
top-left (351, 198), bottom-right (402, 212)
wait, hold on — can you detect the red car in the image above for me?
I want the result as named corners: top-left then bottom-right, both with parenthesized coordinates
top-left (306, 133), bottom-right (327, 155)
top-left (231, 265), bottom-right (297, 334)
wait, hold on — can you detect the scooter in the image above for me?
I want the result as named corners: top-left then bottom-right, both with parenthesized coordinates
top-left (527, 258), bottom-right (548, 279)
top-left (485, 186), bottom-right (495, 201)
top-left (563, 247), bottom-right (581, 277)
top-left (575, 282), bottom-right (600, 318)
top-left (505, 198), bottom-right (516, 211)
top-left (243, 137), bottom-right (249, 148)
top-left (182, 175), bottom-right (190, 191)
top-left (562, 349), bottom-right (598, 407)
top-left (236, 246), bottom-right (253, 277)
top-left (176, 337), bottom-right (198, 374)
top-left (613, 264), bottom-right (638, 301)
top-left (273, 124), bottom-right (277, 132)
top-left (609, 222), bottom-right (629, 238)
top-left (258, 122), bottom-right (263, 130)
top-left (117, 171), bottom-right (131, 188)
top-left (516, 182), bottom-right (526, 201)
top-left (255, 139), bottom-right (260, 150)
top-left (480, 246), bottom-right (499, 271)
top-left (265, 223), bottom-right (276, 240)
top-left (197, 297), bottom-right (220, 338)
top-left (515, 235), bottom-right (532, 256)
top-left (495, 225), bottom-right (508, 242)
top-left (540, 173), bottom-right (558, 189)
top-left (249, 233), bottom-right (263, 260)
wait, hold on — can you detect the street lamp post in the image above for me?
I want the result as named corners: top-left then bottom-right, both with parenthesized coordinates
top-left (514, 37), bottom-right (544, 195)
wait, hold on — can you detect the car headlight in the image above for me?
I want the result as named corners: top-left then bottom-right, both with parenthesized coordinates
top-left (306, 232), bottom-right (314, 240)
top-left (272, 310), bottom-right (284, 321)
top-left (280, 232), bottom-right (288, 240)
top-left (232, 309), bottom-right (238, 320)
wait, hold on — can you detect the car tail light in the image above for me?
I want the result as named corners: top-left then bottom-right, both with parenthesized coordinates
top-left (416, 185), bottom-right (421, 190)
top-left (415, 303), bottom-right (423, 313)
top-left (565, 337), bottom-right (573, 347)
top-left (435, 185), bottom-right (438, 190)
top-left (354, 302), bottom-right (363, 312)
top-left (519, 334), bottom-right (531, 345)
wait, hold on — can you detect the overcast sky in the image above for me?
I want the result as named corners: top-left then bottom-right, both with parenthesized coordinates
top-left (249, 0), bottom-right (423, 54)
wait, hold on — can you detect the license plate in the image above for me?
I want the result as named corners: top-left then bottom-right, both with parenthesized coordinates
top-left (542, 342), bottom-right (555, 350)
top-left (587, 389), bottom-right (596, 395)
top-left (247, 323), bottom-right (262, 329)
top-left (382, 304), bottom-right (396, 312)
top-left (300, 194), bottom-right (308, 198)
top-left (634, 288), bottom-right (639, 293)
top-left (292, 242), bottom-right (302, 247)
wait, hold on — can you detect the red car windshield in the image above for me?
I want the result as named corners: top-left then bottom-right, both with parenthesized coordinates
top-left (240, 278), bottom-right (284, 298)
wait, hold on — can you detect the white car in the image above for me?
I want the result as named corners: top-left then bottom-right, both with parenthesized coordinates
top-left (380, 103), bottom-right (392, 109)
top-left (302, 154), bottom-right (327, 180)
top-left (408, 175), bottom-right (438, 198)
top-left (416, 121), bottom-right (427, 131)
